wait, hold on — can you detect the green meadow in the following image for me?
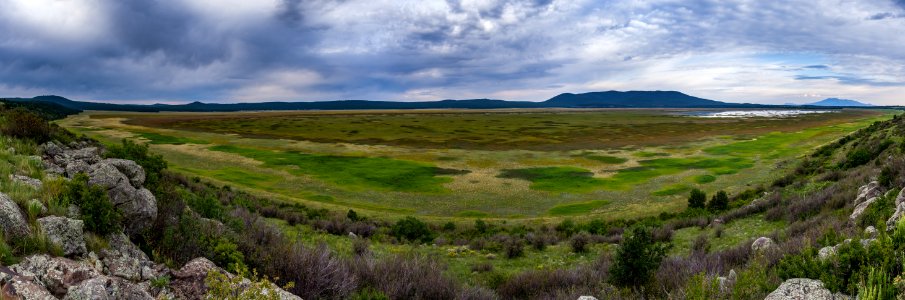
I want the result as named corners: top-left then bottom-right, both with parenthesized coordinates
top-left (60, 108), bottom-right (892, 222)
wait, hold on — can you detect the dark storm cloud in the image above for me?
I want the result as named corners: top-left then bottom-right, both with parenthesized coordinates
top-left (0, 0), bottom-right (904, 104)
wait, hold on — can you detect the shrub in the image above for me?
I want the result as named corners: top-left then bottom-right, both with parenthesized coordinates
top-left (205, 266), bottom-right (290, 300)
top-left (360, 254), bottom-right (459, 299)
top-left (352, 238), bottom-right (370, 257)
top-left (683, 272), bottom-right (721, 300)
top-left (609, 227), bottom-right (670, 287)
top-left (391, 216), bottom-right (434, 243)
top-left (570, 232), bottom-right (591, 253)
top-left (471, 262), bottom-right (493, 273)
top-left (62, 174), bottom-right (120, 235)
top-left (555, 219), bottom-right (578, 236)
top-left (1, 108), bottom-right (51, 142)
top-left (474, 219), bottom-right (488, 234)
top-left (504, 237), bottom-right (525, 259)
top-left (707, 191), bottom-right (729, 212)
top-left (203, 236), bottom-right (246, 274)
top-left (442, 221), bottom-right (456, 232)
top-left (347, 209), bottom-right (360, 221)
top-left (348, 287), bottom-right (390, 300)
top-left (688, 188), bottom-right (707, 209)
top-left (106, 139), bottom-right (167, 187)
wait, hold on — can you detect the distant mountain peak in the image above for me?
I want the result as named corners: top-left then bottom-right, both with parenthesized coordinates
top-left (805, 98), bottom-right (873, 107)
top-left (544, 90), bottom-right (731, 108)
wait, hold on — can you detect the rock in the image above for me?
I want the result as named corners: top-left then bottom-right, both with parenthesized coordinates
top-left (887, 189), bottom-right (905, 231)
top-left (66, 147), bottom-right (101, 165)
top-left (101, 159), bottom-right (145, 187)
top-left (850, 197), bottom-right (878, 222)
top-left (818, 246), bottom-right (837, 260)
top-left (860, 238), bottom-right (876, 247)
top-left (577, 296), bottom-right (598, 300)
top-left (717, 269), bottom-right (737, 293)
top-left (0, 193), bottom-right (30, 238)
top-left (65, 160), bottom-right (91, 178)
top-left (67, 205), bottom-right (81, 219)
top-left (12, 255), bottom-right (98, 297)
top-left (41, 142), bottom-right (64, 157)
top-left (100, 233), bottom-right (151, 282)
top-left (854, 181), bottom-right (882, 206)
top-left (2, 276), bottom-right (57, 300)
top-left (5, 147), bottom-right (13, 154)
top-left (765, 278), bottom-right (851, 300)
top-left (62, 275), bottom-right (153, 300)
top-left (170, 257), bottom-right (223, 300)
top-left (751, 237), bottom-right (776, 254)
top-left (10, 175), bottom-right (42, 189)
top-left (37, 216), bottom-right (87, 257)
top-left (43, 161), bottom-right (65, 175)
top-left (864, 226), bottom-right (878, 238)
top-left (87, 162), bottom-right (157, 236)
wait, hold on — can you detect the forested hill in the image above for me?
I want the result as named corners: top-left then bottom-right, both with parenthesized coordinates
top-left (5, 91), bottom-right (773, 112)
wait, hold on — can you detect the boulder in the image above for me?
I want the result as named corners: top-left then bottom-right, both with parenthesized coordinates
top-left (0, 193), bottom-right (30, 238)
top-left (850, 197), bottom-right (878, 222)
top-left (43, 161), bottom-right (65, 175)
top-left (818, 246), bottom-right (837, 260)
top-left (12, 255), bottom-right (98, 297)
top-left (66, 147), bottom-right (101, 165)
top-left (717, 269), bottom-right (737, 293)
top-left (765, 278), bottom-right (851, 300)
top-left (62, 275), bottom-right (153, 300)
top-left (100, 233), bottom-right (152, 282)
top-left (37, 216), bottom-right (87, 257)
top-left (170, 257), bottom-right (222, 300)
top-left (577, 296), bottom-right (598, 300)
top-left (887, 189), bottom-right (905, 230)
top-left (64, 160), bottom-right (91, 178)
top-left (40, 142), bottom-right (63, 157)
top-left (864, 226), bottom-right (878, 238)
top-left (2, 276), bottom-right (57, 300)
top-left (751, 237), bottom-right (776, 254)
top-left (87, 162), bottom-right (157, 236)
top-left (854, 181), bottom-right (882, 206)
top-left (100, 159), bottom-right (145, 187)
top-left (10, 175), bottom-right (42, 190)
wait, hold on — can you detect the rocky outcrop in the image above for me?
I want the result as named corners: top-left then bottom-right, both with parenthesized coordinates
top-left (0, 266), bottom-right (56, 300)
top-left (170, 257), bottom-right (300, 300)
top-left (855, 181), bottom-right (882, 206)
top-left (12, 255), bottom-right (98, 298)
top-left (42, 142), bottom-right (158, 236)
top-left (887, 188), bottom-right (905, 230)
top-left (765, 278), bottom-right (851, 300)
top-left (63, 275), bottom-right (153, 300)
top-left (0, 193), bottom-right (30, 239)
top-left (100, 233), bottom-right (158, 282)
top-left (751, 237), bottom-right (776, 254)
top-left (38, 216), bottom-right (87, 257)
top-left (86, 160), bottom-right (157, 236)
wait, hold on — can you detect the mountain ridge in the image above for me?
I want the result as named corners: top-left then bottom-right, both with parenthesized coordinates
top-left (804, 98), bottom-right (873, 107)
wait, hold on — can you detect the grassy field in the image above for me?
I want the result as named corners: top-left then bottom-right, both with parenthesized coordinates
top-left (58, 108), bottom-right (892, 222)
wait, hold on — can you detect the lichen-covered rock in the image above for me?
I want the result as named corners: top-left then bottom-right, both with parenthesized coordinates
top-left (577, 296), bottom-right (598, 300)
top-left (41, 142), bottom-right (63, 157)
top-left (818, 246), bottom-right (837, 260)
top-left (66, 147), bottom-right (101, 165)
top-left (751, 237), bottom-right (776, 254)
top-left (62, 275), bottom-right (153, 300)
top-left (38, 216), bottom-right (87, 257)
top-left (64, 160), bottom-right (91, 178)
top-left (887, 189), bottom-right (905, 231)
top-left (2, 276), bottom-right (57, 300)
top-left (170, 257), bottom-right (222, 300)
top-left (765, 278), bottom-right (851, 300)
top-left (10, 175), bottom-right (42, 189)
top-left (717, 269), bottom-right (737, 293)
top-left (12, 255), bottom-right (98, 297)
top-left (87, 162), bottom-right (157, 236)
top-left (850, 196), bottom-right (878, 222)
top-left (864, 226), bottom-right (878, 238)
top-left (100, 233), bottom-right (152, 282)
top-left (100, 159), bottom-right (145, 188)
top-left (855, 181), bottom-right (882, 206)
top-left (0, 193), bottom-right (29, 239)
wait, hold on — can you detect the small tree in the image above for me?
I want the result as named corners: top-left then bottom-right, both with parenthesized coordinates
top-left (1, 108), bottom-right (51, 142)
top-left (609, 227), bottom-right (670, 287)
top-left (688, 188), bottom-right (707, 209)
top-left (62, 174), bottom-right (121, 235)
top-left (707, 190), bottom-right (729, 212)
top-left (391, 216), bottom-right (434, 243)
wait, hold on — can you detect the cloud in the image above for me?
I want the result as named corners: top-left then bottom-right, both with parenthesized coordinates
top-left (0, 0), bottom-right (904, 105)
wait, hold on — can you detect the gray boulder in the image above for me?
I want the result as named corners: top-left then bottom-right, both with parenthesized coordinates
top-left (101, 159), bottom-right (145, 187)
top-left (38, 216), bottom-right (87, 257)
top-left (0, 193), bottom-right (30, 238)
top-left (87, 162), bottom-right (157, 236)
top-left (10, 174), bottom-right (42, 189)
top-left (854, 181), bottom-right (882, 206)
top-left (850, 196), bottom-right (878, 222)
top-left (100, 233), bottom-right (152, 282)
top-left (62, 275), bottom-right (153, 300)
top-left (2, 277), bottom-right (57, 300)
top-left (65, 160), bottom-right (91, 178)
top-left (864, 226), bottom-right (878, 238)
top-left (886, 188), bottom-right (905, 230)
top-left (12, 255), bottom-right (98, 297)
top-left (818, 246), bottom-right (837, 261)
top-left (43, 161), bottom-right (65, 175)
top-left (41, 142), bottom-right (63, 157)
top-left (765, 278), bottom-right (851, 300)
top-left (751, 237), bottom-right (776, 254)
top-left (66, 147), bottom-right (101, 165)
top-left (170, 257), bottom-right (222, 300)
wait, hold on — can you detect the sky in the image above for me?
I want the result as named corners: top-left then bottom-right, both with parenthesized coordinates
top-left (0, 0), bottom-right (904, 105)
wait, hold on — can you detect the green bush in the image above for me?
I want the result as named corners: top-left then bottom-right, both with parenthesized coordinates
top-left (609, 227), bottom-right (670, 287)
top-left (1, 108), bottom-right (51, 143)
top-left (707, 190), bottom-right (729, 212)
top-left (62, 174), bottom-right (120, 235)
top-left (391, 216), bottom-right (434, 243)
top-left (181, 189), bottom-right (224, 220)
top-left (106, 139), bottom-right (167, 187)
top-left (204, 235), bottom-right (246, 273)
top-left (688, 188), bottom-right (706, 209)
top-left (348, 287), bottom-right (390, 300)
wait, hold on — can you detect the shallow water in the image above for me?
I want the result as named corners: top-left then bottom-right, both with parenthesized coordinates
top-left (684, 110), bottom-right (837, 118)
